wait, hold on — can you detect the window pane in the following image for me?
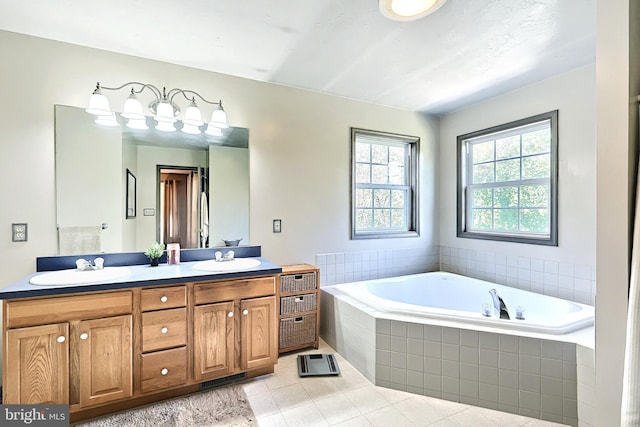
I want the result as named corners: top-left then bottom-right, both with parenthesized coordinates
top-left (473, 163), bottom-right (494, 184)
top-left (522, 128), bottom-right (550, 156)
top-left (494, 208), bottom-right (518, 231)
top-left (495, 158), bottom-right (520, 182)
top-left (496, 135), bottom-right (520, 160)
top-left (472, 209), bottom-right (493, 230)
top-left (374, 209), bottom-right (390, 228)
top-left (520, 184), bottom-right (548, 207)
top-left (372, 144), bottom-right (388, 164)
top-left (391, 190), bottom-right (405, 208)
top-left (473, 141), bottom-right (494, 163)
top-left (371, 165), bottom-right (388, 184)
top-left (471, 188), bottom-right (492, 208)
top-left (355, 163), bottom-right (370, 184)
top-left (391, 209), bottom-right (405, 228)
top-left (355, 142), bottom-right (371, 162)
top-left (356, 209), bottom-right (373, 229)
top-left (389, 165), bottom-right (405, 185)
top-left (494, 187), bottom-right (518, 208)
top-left (356, 188), bottom-right (372, 208)
top-left (522, 154), bottom-right (550, 179)
top-left (521, 208), bottom-right (549, 233)
top-left (389, 146), bottom-right (405, 164)
top-left (373, 189), bottom-right (390, 208)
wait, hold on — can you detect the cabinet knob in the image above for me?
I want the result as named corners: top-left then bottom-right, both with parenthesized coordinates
top-left (80, 333), bottom-right (89, 340)
top-left (242, 309), bottom-right (249, 316)
top-left (228, 311), bottom-right (234, 318)
top-left (161, 368), bottom-right (169, 376)
top-left (57, 336), bottom-right (66, 343)
top-left (161, 327), bottom-right (168, 334)
top-left (160, 296), bottom-right (168, 303)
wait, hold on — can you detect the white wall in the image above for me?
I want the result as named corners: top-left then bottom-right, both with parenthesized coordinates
top-left (0, 29), bottom-right (439, 285)
top-left (439, 65), bottom-right (596, 267)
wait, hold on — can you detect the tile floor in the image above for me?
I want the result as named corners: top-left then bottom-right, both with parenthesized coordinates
top-left (241, 340), bottom-right (569, 426)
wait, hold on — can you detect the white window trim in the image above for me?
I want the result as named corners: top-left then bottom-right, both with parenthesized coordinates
top-left (351, 128), bottom-right (420, 240)
top-left (456, 110), bottom-right (558, 246)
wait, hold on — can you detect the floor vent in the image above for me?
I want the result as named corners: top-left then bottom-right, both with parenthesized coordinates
top-left (297, 354), bottom-right (341, 377)
top-left (200, 373), bottom-right (246, 391)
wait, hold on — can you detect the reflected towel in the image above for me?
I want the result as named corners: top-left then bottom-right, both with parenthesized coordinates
top-left (200, 192), bottom-right (209, 247)
top-left (58, 225), bottom-right (102, 255)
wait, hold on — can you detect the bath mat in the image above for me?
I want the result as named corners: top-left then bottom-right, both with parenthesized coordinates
top-left (297, 353), bottom-right (341, 377)
top-left (73, 384), bottom-right (257, 427)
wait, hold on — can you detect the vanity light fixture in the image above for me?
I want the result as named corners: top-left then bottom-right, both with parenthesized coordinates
top-left (379, 0), bottom-right (447, 21)
top-left (86, 82), bottom-right (228, 134)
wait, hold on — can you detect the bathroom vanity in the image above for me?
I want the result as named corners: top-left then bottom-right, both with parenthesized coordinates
top-left (0, 248), bottom-right (281, 422)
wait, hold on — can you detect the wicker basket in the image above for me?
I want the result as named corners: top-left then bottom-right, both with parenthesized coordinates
top-left (280, 272), bottom-right (317, 293)
top-left (279, 314), bottom-right (316, 349)
top-left (280, 293), bottom-right (317, 315)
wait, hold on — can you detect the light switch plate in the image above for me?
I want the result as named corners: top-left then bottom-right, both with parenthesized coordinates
top-left (12, 223), bottom-right (28, 242)
top-left (273, 219), bottom-right (282, 233)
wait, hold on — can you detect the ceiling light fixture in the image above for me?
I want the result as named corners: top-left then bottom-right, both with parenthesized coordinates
top-left (379, 0), bottom-right (447, 21)
top-left (86, 82), bottom-right (228, 134)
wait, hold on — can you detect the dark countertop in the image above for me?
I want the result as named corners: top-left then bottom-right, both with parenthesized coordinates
top-left (0, 257), bottom-right (282, 300)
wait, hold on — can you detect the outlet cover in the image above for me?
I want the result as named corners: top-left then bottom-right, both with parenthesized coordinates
top-left (12, 223), bottom-right (28, 242)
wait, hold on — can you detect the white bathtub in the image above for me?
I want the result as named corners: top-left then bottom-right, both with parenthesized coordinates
top-left (332, 271), bottom-right (594, 334)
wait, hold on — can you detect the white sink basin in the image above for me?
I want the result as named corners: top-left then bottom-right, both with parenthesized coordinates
top-left (30, 267), bottom-right (132, 286)
top-left (192, 258), bottom-right (261, 272)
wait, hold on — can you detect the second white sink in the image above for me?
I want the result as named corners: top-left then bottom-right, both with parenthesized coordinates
top-left (192, 258), bottom-right (261, 272)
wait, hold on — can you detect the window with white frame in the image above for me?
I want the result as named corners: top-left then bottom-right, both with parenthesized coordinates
top-left (351, 128), bottom-right (419, 239)
top-left (457, 110), bottom-right (558, 245)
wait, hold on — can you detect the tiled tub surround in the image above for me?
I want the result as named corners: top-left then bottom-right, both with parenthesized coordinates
top-left (320, 288), bottom-right (593, 427)
top-left (316, 246), bottom-right (596, 306)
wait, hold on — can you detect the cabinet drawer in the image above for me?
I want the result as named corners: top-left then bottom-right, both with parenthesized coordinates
top-left (280, 293), bottom-right (317, 315)
top-left (141, 347), bottom-right (188, 393)
top-left (280, 272), bottom-right (317, 294)
top-left (6, 291), bottom-right (132, 328)
top-left (142, 307), bottom-right (187, 352)
top-left (140, 286), bottom-right (186, 311)
top-left (279, 313), bottom-right (316, 349)
top-left (194, 276), bottom-right (275, 305)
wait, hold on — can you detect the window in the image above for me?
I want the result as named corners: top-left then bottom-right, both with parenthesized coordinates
top-left (351, 128), bottom-right (419, 239)
top-left (457, 110), bottom-right (558, 246)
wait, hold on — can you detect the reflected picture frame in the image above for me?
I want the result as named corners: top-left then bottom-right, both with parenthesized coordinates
top-left (126, 169), bottom-right (136, 219)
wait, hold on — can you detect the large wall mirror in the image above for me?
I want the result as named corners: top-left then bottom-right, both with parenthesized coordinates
top-left (54, 105), bottom-right (249, 255)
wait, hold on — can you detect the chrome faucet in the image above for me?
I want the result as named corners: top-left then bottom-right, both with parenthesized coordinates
top-left (75, 257), bottom-right (104, 271)
top-left (489, 289), bottom-right (510, 319)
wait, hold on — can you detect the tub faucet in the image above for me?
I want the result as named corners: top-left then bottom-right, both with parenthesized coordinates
top-left (489, 289), bottom-right (510, 320)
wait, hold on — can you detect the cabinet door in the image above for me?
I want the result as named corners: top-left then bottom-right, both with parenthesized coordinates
top-left (78, 315), bottom-right (132, 407)
top-left (5, 323), bottom-right (69, 404)
top-left (193, 302), bottom-right (234, 381)
top-left (240, 296), bottom-right (277, 371)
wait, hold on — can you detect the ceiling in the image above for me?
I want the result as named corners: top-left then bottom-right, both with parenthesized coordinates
top-left (0, 0), bottom-right (595, 115)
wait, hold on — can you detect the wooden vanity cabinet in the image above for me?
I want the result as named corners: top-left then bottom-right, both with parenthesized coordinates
top-left (193, 276), bottom-right (278, 381)
top-left (3, 291), bottom-right (133, 408)
top-left (2, 273), bottom-right (279, 422)
top-left (5, 323), bottom-right (69, 404)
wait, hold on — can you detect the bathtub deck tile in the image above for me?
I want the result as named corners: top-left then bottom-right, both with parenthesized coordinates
top-left (460, 345), bottom-right (479, 365)
top-left (443, 328), bottom-right (461, 345)
top-left (391, 320), bottom-right (407, 337)
top-left (499, 334), bottom-right (519, 353)
top-left (407, 338), bottom-right (424, 356)
top-left (425, 341), bottom-right (442, 358)
top-left (479, 332), bottom-right (498, 350)
top-left (425, 325), bottom-right (443, 342)
top-left (460, 329), bottom-right (479, 347)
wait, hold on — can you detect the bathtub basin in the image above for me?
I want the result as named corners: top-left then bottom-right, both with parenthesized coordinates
top-left (30, 267), bottom-right (132, 286)
top-left (333, 271), bottom-right (594, 334)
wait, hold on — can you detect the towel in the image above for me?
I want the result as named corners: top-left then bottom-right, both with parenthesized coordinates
top-left (58, 225), bottom-right (102, 255)
top-left (200, 192), bottom-right (209, 247)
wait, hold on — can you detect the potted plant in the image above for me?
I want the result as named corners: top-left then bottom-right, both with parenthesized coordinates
top-left (144, 242), bottom-right (165, 266)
